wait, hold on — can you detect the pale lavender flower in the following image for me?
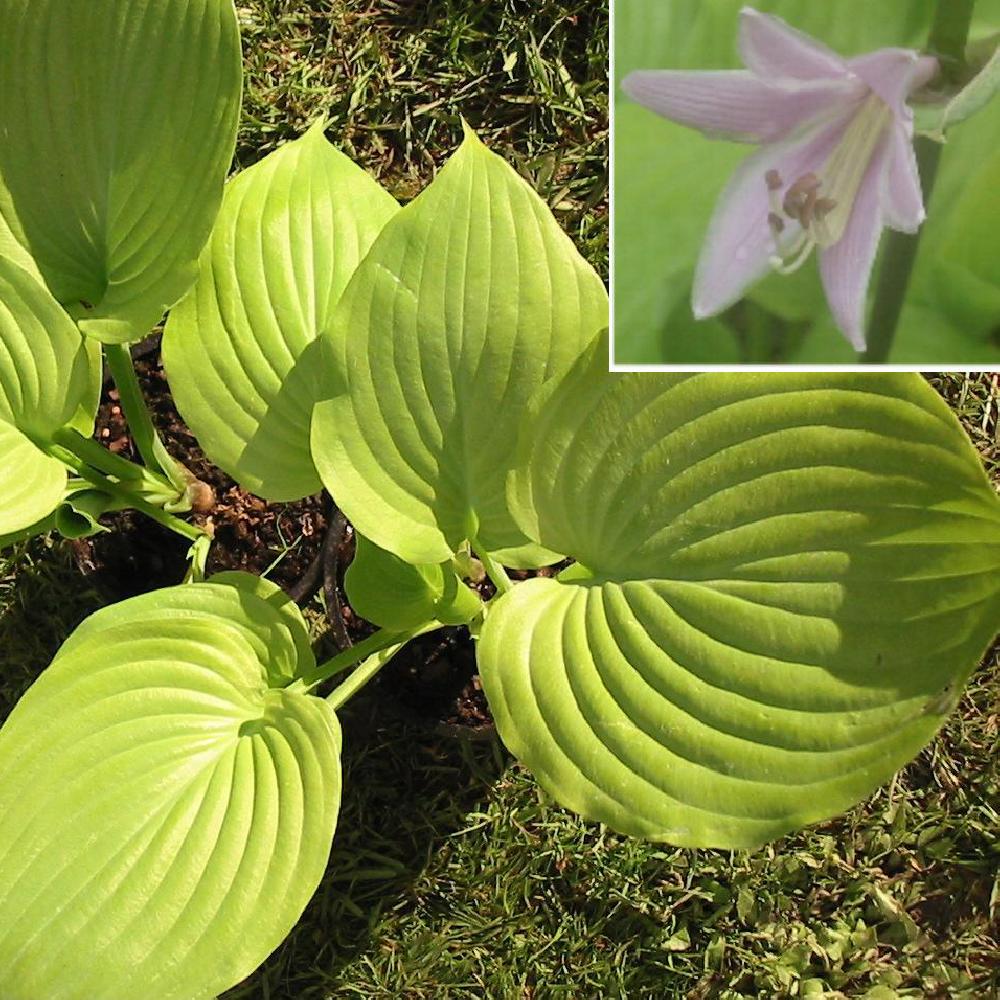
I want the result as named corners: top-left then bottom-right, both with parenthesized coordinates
top-left (622, 7), bottom-right (938, 350)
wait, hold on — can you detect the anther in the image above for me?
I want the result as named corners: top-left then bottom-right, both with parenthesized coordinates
top-left (765, 171), bottom-right (785, 219)
top-left (786, 172), bottom-right (820, 196)
top-left (782, 172), bottom-right (821, 223)
top-left (767, 211), bottom-right (785, 234)
top-left (813, 197), bottom-right (837, 220)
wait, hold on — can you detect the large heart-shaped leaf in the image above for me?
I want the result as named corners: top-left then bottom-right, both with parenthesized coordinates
top-left (0, 0), bottom-right (242, 344)
top-left (480, 347), bottom-right (1000, 848)
top-left (163, 122), bottom-right (399, 500)
top-left (0, 257), bottom-right (98, 537)
top-left (311, 125), bottom-right (608, 567)
top-left (0, 573), bottom-right (341, 999)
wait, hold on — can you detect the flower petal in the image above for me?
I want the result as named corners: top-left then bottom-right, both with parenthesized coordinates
top-left (819, 140), bottom-right (890, 351)
top-left (622, 69), bottom-right (858, 144)
top-left (848, 50), bottom-right (938, 121)
top-left (739, 7), bottom-right (850, 81)
top-left (881, 120), bottom-right (924, 233)
top-left (693, 114), bottom-right (850, 319)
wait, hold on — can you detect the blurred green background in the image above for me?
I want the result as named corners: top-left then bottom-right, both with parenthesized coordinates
top-left (614, 0), bottom-right (1000, 364)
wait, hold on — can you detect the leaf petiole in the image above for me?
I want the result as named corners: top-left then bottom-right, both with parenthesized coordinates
top-left (103, 343), bottom-right (188, 491)
top-left (475, 545), bottom-right (513, 596)
top-left (183, 534), bottom-right (213, 584)
top-left (43, 437), bottom-right (205, 543)
top-left (323, 643), bottom-right (408, 710)
top-left (294, 622), bottom-right (442, 703)
top-left (53, 425), bottom-right (148, 479)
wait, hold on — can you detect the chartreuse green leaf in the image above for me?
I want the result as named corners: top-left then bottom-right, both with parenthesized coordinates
top-left (0, 258), bottom-right (96, 538)
top-left (163, 122), bottom-right (399, 500)
top-left (53, 488), bottom-right (127, 540)
top-left (0, 204), bottom-right (42, 282)
top-left (0, 573), bottom-right (341, 999)
top-left (346, 533), bottom-right (483, 630)
top-left (0, 423), bottom-right (64, 538)
top-left (0, 0), bottom-right (242, 344)
top-left (481, 346), bottom-right (1000, 849)
top-left (311, 124), bottom-right (608, 568)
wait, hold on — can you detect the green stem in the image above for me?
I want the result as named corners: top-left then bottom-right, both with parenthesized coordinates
top-left (52, 426), bottom-right (185, 507)
top-left (53, 426), bottom-right (159, 484)
top-left (298, 627), bottom-right (415, 691)
top-left (184, 534), bottom-right (212, 584)
top-left (104, 343), bottom-right (189, 494)
top-left (860, 140), bottom-right (943, 364)
top-left (298, 620), bottom-right (444, 706)
top-left (324, 643), bottom-right (408, 710)
top-left (928, 0), bottom-right (976, 85)
top-left (860, 0), bottom-right (973, 363)
top-left (103, 343), bottom-right (161, 470)
top-left (45, 441), bottom-right (204, 543)
top-left (477, 546), bottom-right (513, 596)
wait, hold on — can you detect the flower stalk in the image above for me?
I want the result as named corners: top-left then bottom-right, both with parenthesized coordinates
top-left (862, 0), bottom-right (975, 363)
top-left (928, 0), bottom-right (976, 85)
top-left (860, 139), bottom-right (943, 363)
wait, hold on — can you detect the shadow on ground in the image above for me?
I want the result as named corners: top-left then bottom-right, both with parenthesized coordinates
top-left (0, 539), bottom-right (103, 720)
top-left (223, 693), bottom-right (508, 999)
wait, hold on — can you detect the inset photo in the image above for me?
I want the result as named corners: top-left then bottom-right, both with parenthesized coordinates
top-left (613, 0), bottom-right (1000, 366)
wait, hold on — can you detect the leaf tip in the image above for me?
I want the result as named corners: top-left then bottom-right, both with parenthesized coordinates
top-left (459, 117), bottom-right (483, 146)
top-left (304, 117), bottom-right (330, 142)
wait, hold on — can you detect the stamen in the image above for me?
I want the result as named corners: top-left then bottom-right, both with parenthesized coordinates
top-left (765, 171), bottom-right (815, 275)
top-left (765, 171), bottom-right (787, 226)
top-left (810, 197), bottom-right (839, 244)
top-left (762, 91), bottom-right (892, 276)
top-left (770, 233), bottom-right (816, 275)
top-left (782, 173), bottom-right (820, 223)
top-left (810, 93), bottom-right (893, 247)
top-left (767, 221), bottom-right (811, 274)
top-left (814, 197), bottom-right (837, 219)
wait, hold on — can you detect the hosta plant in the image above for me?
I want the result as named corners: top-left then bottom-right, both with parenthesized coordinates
top-left (0, 2), bottom-right (999, 997)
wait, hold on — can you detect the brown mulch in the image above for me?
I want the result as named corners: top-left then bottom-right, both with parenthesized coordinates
top-left (71, 337), bottom-right (493, 732)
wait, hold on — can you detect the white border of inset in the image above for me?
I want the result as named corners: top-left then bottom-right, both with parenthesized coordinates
top-left (606, 0), bottom-right (997, 374)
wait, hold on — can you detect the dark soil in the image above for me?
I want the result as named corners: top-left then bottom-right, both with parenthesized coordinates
top-left (72, 336), bottom-right (493, 733)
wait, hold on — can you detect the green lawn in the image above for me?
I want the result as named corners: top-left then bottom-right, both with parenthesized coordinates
top-left (2, 5), bottom-right (999, 998)
top-left (234, 0), bottom-right (608, 280)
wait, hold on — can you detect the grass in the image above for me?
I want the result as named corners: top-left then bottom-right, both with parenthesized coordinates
top-left (2, 6), bottom-right (999, 1000)
top-left (234, 0), bottom-right (608, 279)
